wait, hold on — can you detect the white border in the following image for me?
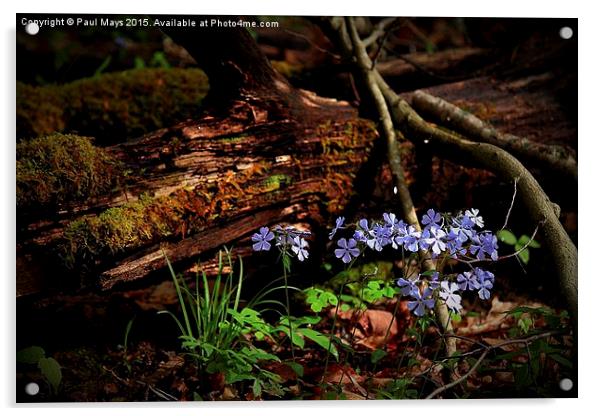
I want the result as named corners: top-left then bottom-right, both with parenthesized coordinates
top-left (2, 1), bottom-right (599, 415)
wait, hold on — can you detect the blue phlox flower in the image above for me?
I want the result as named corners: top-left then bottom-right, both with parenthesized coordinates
top-left (465, 209), bottom-right (484, 228)
top-left (469, 234), bottom-right (487, 260)
top-left (421, 209), bottom-right (442, 227)
top-left (478, 279), bottom-right (493, 300)
top-left (418, 229), bottom-right (435, 251)
top-left (334, 238), bottom-right (361, 264)
top-left (328, 216), bottom-right (345, 240)
top-left (291, 236), bottom-right (309, 261)
top-left (383, 212), bottom-right (398, 228)
top-left (479, 232), bottom-right (499, 261)
top-left (359, 218), bottom-right (371, 232)
top-left (353, 229), bottom-right (367, 243)
top-left (402, 226), bottom-right (421, 252)
top-left (370, 224), bottom-right (392, 251)
top-left (475, 268), bottom-right (495, 300)
top-left (430, 227), bottom-right (447, 255)
top-left (408, 287), bottom-right (436, 317)
top-left (456, 271), bottom-right (480, 291)
top-left (445, 229), bottom-right (467, 257)
top-left (252, 227), bottom-right (275, 251)
top-left (439, 281), bottom-right (463, 313)
top-left (396, 276), bottom-right (419, 296)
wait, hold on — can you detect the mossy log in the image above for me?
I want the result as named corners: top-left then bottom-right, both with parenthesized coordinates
top-left (17, 68), bottom-right (209, 143)
top-left (17, 96), bottom-right (378, 296)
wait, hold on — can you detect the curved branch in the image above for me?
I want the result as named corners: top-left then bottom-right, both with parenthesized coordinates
top-left (375, 73), bottom-right (577, 331)
top-left (362, 17), bottom-right (397, 48)
top-left (411, 90), bottom-right (577, 181)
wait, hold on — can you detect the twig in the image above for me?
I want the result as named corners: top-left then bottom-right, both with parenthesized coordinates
top-left (425, 331), bottom-right (558, 399)
top-left (362, 17), bottom-right (398, 48)
top-left (457, 219), bottom-right (545, 265)
top-left (134, 380), bottom-right (178, 401)
top-left (283, 28), bottom-right (341, 59)
top-left (501, 176), bottom-right (520, 231)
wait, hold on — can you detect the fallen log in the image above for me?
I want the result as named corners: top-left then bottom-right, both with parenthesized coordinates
top-left (16, 24), bottom-right (379, 296)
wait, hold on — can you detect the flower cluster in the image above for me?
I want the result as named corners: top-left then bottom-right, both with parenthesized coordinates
top-left (327, 209), bottom-right (498, 317)
top-left (251, 209), bottom-right (498, 317)
top-left (328, 209), bottom-right (498, 262)
top-left (251, 225), bottom-right (311, 262)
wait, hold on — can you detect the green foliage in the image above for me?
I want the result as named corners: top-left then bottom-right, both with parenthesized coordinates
top-left (275, 316), bottom-right (339, 360)
top-left (304, 263), bottom-right (396, 315)
top-left (497, 229), bottom-right (517, 245)
top-left (93, 56), bottom-right (112, 77)
top-left (38, 357), bottom-right (62, 395)
top-left (17, 346), bottom-right (62, 395)
top-left (16, 134), bottom-right (122, 210)
top-left (506, 306), bottom-right (569, 337)
top-left (370, 348), bottom-right (387, 365)
top-left (304, 287), bottom-right (339, 313)
top-left (345, 279), bottom-right (397, 305)
top-left (17, 68), bottom-right (209, 142)
top-left (496, 229), bottom-right (541, 264)
top-left (161, 249), bottom-right (285, 398)
top-left (122, 317), bottom-right (135, 372)
top-left (17, 346), bottom-right (46, 365)
top-left (375, 378), bottom-right (418, 399)
top-left (481, 306), bottom-right (574, 393)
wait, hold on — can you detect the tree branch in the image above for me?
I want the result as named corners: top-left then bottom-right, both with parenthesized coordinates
top-left (411, 90), bottom-right (577, 181)
top-left (373, 71), bottom-right (577, 334)
top-left (362, 17), bottom-right (397, 48)
top-left (425, 331), bottom-right (559, 399)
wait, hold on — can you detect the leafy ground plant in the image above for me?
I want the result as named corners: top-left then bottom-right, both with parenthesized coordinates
top-left (17, 346), bottom-right (62, 396)
top-left (160, 248), bottom-right (284, 398)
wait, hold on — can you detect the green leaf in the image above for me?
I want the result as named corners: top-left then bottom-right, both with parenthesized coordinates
top-left (549, 354), bottom-right (573, 369)
top-left (297, 328), bottom-right (338, 360)
top-left (285, 361), bottom-right (304, 377)
top-left (38, 357), bottom-right (62, 394)
top-left (517, 247), bottom-right (530, 264)
top-left (291, 331), bottom-right (305, 348)
top-left (514, 363), bottom-right (531, 387)
top-left (518, 317), bottom-right (533, 334)
top-left (518, 235), bottom-right (541, 248)
top-left (371, 348), bottom-right (387, 364)
top-left (367, 281), bottom-right (380, 290)
top-left (497, 230), bottom-right (517, 245)
top-left (407, 357), bottom-right (421, 367)
top-left (17, 346), bottom-right (45, 365)
top-left (252, 378), bottom-right (262, 398)
top-left (193, 391), bottom-right (203, 401)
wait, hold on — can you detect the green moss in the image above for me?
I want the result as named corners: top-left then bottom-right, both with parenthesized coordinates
top-left (258, 174), bottom-right (293, 192)
top-left (17, 68), bottom-right (209, 143)
top-left (16, 134), bottom-right (123, 210)
top-left (60, 165), bottom-right (271, 268)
